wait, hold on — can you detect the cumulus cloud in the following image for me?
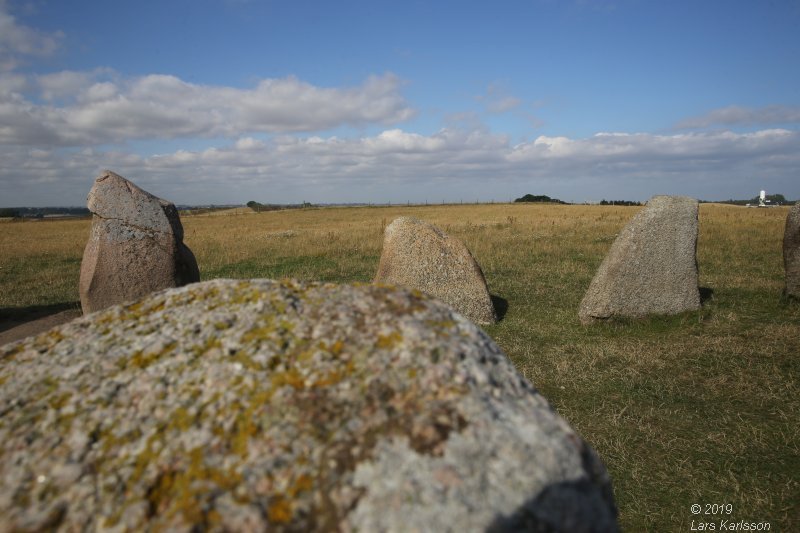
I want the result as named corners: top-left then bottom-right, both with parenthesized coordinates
top-left (2, 127), bottom-right (798, 206)
top-left (37, 69), bottom-right (116, 102)
top-left (0, 2), bottom-right (62, 71)
top-left (0, 70), bottom-right (415, 145)
top-left (676, 105), bottom-right (800, 129)
top-left (510, 129), bottom-right (797, 161)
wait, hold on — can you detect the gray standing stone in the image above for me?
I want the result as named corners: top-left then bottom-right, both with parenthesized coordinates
top-left (0, 279), bottom-right (617, 532)
top-left (78, 170), bottom-right (200, 314)
top-left (785, 202), bottom-right (800, 299)
top-left (374, 216), bottom-right (497, 324)
top-left (579, 195), bottom-right (700, 324)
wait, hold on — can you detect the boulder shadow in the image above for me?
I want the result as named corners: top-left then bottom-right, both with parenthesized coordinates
top-left (699, 286), bottom-right (714, 304)
top-left (485, 478), bottom-right (618, 532)
top-left (0, 301), bottom-right (81, 334)
top-left (491, 294), bottom-right (509, 321)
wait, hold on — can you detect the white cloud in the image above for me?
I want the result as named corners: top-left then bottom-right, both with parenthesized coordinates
top-left (37, 69), bottom-right (117, 101)
top-left (676, 105), bottom-right (800, 129)
top-left (2, 127), bottom-right (798, 206)
top-left (0, 69), bottom-right (25, 88)
top-left (0, 2), bottom-right (62, 71)
top-left (0, 71), bottom-right (415, 145)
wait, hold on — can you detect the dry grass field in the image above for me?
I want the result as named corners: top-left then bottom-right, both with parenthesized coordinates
top-left (1, 203), bottom-right (797, 530)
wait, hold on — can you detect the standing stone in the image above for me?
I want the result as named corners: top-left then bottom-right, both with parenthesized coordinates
top-left (0, 279), bottom-right (618, 531)
top-left (579, 195), bottom-right (700, 324)
top-left (79, 170), bottom-right (199, 314)
top-left (374, 217), bottom-right (497, 325)
top-left (785, 202), bottom-right (800, 298)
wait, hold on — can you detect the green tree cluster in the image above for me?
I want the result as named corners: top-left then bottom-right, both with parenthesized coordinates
top-left (514, 194), bottom-right (566, 204)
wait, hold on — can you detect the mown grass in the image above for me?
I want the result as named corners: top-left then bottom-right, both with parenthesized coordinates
top-left (0, 203), bottom-right (797, 530)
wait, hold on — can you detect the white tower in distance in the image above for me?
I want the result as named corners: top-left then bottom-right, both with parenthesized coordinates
top-left (759, 190), bottom-right (766, 207)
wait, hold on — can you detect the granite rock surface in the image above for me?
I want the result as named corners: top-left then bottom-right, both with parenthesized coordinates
top-left (374, 216), bottom-right (497, 325)
top-left (1, 279), bottom-right (617, 532)
top-left (79, 170), bottom-right (200, 314)
top-left (579, 195), bottom-right (700, 323)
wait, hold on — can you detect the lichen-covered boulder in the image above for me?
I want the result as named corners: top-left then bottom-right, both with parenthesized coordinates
top-left (784, 202), bottom-right (800, 299)
top-left (579, 195), bottom-right (701, 324)
top-left (0, 279), bottom-right (617, 532)
top-left (374, 216), bottom-right (497, 324)
top-left (79, 170), bottom-right (200, 314)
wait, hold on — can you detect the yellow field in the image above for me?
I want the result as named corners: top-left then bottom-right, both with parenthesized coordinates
top-left (0, 203), bottom-right (788, 309)
top-left (0, 203), bottom-right (797, 529)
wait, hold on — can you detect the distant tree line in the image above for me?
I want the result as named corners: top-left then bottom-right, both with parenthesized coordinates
top-left (514, 194), bottom-right (567, 204)
top-left (599, 199), bottom-right (642, 206)
top-left (0, 207), bottom-right (90, 218)
top-left (247, 200), bottom-right (314, 212)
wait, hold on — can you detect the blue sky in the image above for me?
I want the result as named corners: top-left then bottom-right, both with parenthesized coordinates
top-left (1, 0), bottom-right (799, 206)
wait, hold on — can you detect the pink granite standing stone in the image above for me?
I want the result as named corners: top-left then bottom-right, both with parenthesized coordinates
top-left (79, 170), bottom-right (200, 314)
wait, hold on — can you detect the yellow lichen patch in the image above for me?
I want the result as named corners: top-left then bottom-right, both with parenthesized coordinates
top-left (130, 432), bottom-right (163, 485)
top-left (271, 367), bottom-right (305, 390)
top-left (376, 331), bottom-right (402, 349)
top-left (229, 389), bottom-right (271, 457)
top-left (125, 301), bottom-right (143, 314)
top-left (410, 289), bottom-right (425, 299)
top-left (46, 329), bottom-right (66, 343)
top-left (39, 375), bottom-right (59, 393)
top-left (128, 350), bottom-right (155, 369)
top-left (291, 474), bottom-right (314, 495)
top-left (1, 343), bottom-right (25, 361)
top-left (230, 416), bottom-right (257, 458)
top-left (93, 312), bottom-right (118, 326)
top-left (264, 472), bottom-right (315, 524)
top-left (268, 496), bottom-right (292, 523)
top-left (330, 340), bottom-right (344, 356)
top-left (100, 426), bottom-right (138, 455)
top-left (192, 336), bottom-right (222, 358)
top-left (171, 406), bottom-right (194, 432)
top-left (232, 283), bottom-right (267, 305)
top-left (240, 323), bottom-right (277, 345)
top-left (206, 509), bottom-right (223, 527)
top-left (48, 391), bottom-right (72, 410)
top-left (425, 319), bottom-right (457, 330)
top-left (270, 298), bottom-right (288, 315)
top-left (278, 319), bottom-right (295, 332)
top-left (311, 360), bottom-right (356, 388)
top-left (144, 447), bottom-right (243, 526)
top-left (119, 341), bottom-right (178, 370)
top-left (295, 348), bottom-right (318, 364)
top-left (230, 350), bottom-right (261, 371)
